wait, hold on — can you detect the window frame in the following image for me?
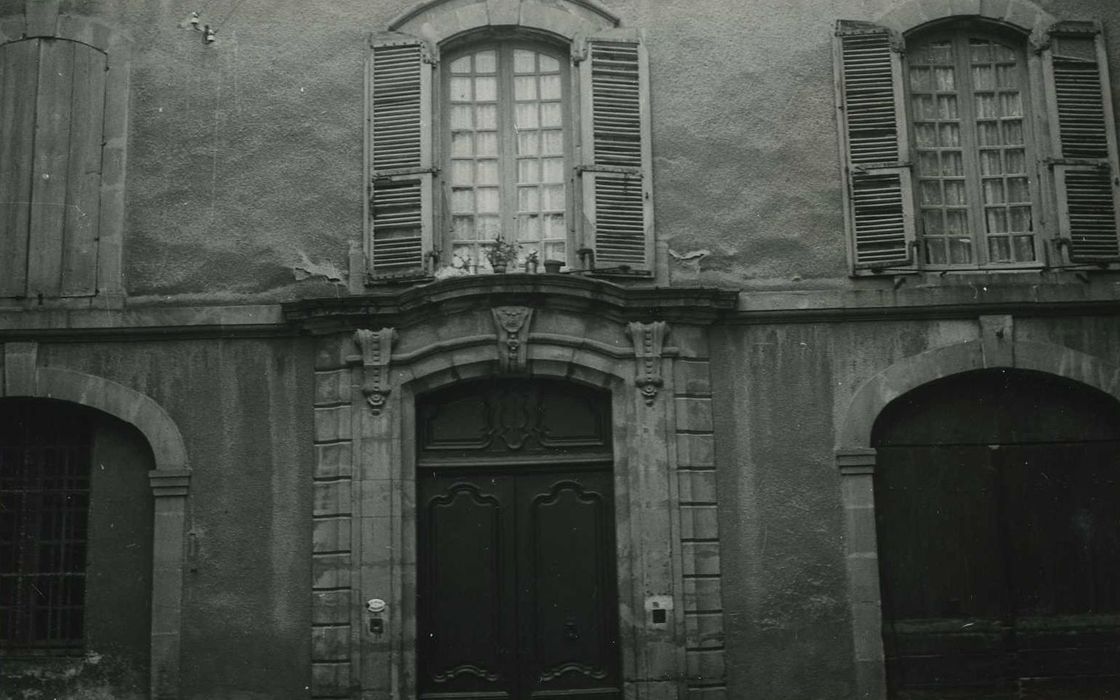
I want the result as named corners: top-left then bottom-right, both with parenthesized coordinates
top-left (436, 34), bottom-right (578, 272)
top-left (902, 19), bottom-right (1047, 271)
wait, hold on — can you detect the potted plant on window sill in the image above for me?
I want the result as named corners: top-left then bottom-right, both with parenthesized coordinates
top-left (484, 236), bottom-right (520, 274)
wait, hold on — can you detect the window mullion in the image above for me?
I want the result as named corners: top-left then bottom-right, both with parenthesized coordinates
top-left (499, 44), bottom-right (518, 243)
top-left (956, 34), bottom-right (988, 265)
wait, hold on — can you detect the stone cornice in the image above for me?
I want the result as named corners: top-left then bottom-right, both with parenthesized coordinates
top-left (283, 275), bottom-right (739, 334)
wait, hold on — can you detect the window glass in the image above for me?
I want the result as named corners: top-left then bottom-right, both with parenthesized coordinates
top-left (908, 28), bottom-right (1036, 266)
top-left (446, 43), bottom-right (568, 272)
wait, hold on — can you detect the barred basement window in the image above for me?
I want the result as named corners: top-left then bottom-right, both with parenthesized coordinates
top-left (834, 18), bottom-right (1120, 273)
top-left (0, 401), bottom-right (92, 652)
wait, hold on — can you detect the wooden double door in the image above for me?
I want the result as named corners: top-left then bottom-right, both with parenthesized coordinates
top-left (874, 370), bottom-right (1120, 698)
top-left (417, 465), bottom-right (621, 699)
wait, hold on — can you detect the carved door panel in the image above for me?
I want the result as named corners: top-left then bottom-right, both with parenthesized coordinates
top-left (417, 468), bottom-right (620, 700)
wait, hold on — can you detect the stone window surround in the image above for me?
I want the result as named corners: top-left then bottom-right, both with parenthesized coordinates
top-left (1, 342), bottom-right (190, 700)
top-left (0, 4), bottom-right (131, 307)
top-left (834, 317), bottom-right (1120, 700)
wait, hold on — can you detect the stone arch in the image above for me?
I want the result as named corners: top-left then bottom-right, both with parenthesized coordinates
top-left (838, 339), bottom-right (1120, 451)
top-left (388, 0), bottom-right (621, 46)
top-left (338, 322), bottom-right (686, 699)
top-left (0, 343), bottom-right (189, 700)
top-left (877, 0), bottom-right (1056, 36)
top-left (835, 337), bottom-right (1120, 700)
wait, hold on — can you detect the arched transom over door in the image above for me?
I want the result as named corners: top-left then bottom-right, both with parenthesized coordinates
top-left (415, 378), bottom-right (621, 700)
top-left (872, 369), bottom-right (1120, 698)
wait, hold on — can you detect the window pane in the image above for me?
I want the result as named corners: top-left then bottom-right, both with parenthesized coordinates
top-left (451, 132), bottom-right (473, 156)
top-left (513, 49), bottom-right (536, 74)
top-left (539, 55), bottom-right (560, 72)
top-left (519, 186), bottom-right (539, 210)
top-left (476, 104), bottom-right (497, 130)
top-left (450, 105), bottom-right (473, 130)
top-left (541, 130), bottom-right (563, 155)
top-left (477, 160), bottom-right (499, 186)
top-left (518, 132), bottom-right (539, 155)
top-left (450, 77), bottom-right (472, 101)
top-left (474, 50), bottom-right (496, 74)
top-left (449, 56), bottom-right (472, 74)
top-left (540, 103), bottom-right (562, 128)
top-left (451, 189), bottom-right (474, 213)
top-left (476, 132), bottom-right (498, 156)
top-left (543, 184), bottom-right (565, 210)
top-left (540, 75), bottom-right (562, 100)
top-left (515, 76), bottom-right (537, 100)
top-left (477, 188), bottom-right (500, 213)
top-left (475, 76), bottom-right (497, 101)
top-left (516, 103), bottom-right (539, 129)
top-left (518, 214), bottom-right (541, 240)
top-left (451, 160), bottom-right (474, 185)
top-left (518, 159), bottom-right (539, 183)
top-left (542, 158), bottom-right (564, 182)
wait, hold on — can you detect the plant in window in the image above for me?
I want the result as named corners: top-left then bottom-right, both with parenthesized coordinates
top-left (482, 235), bottom-right (521, 273)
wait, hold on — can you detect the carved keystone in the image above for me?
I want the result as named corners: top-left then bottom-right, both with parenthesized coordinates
top-left (353, 328), bottom-right (397, 415)
top-left (492, 307), bottom-right (534, 373)
top-left (627, 321), bottom-right (669, 405)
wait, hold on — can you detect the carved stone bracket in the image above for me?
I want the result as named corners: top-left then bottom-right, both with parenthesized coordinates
top-left (492, 307), bottom-right (534, 373)
top-left (627, 321), bottom-right (669, 405)
top-left (353, 328), bottom-right (398, 414)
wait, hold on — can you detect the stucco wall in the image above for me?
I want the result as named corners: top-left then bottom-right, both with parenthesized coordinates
top-left (37, 337), bottom-right (315, 698)
top-left (3, 0), bottom-right (1115, 299)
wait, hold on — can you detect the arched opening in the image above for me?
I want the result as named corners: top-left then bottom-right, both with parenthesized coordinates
top-left (0, 398), bottom-right (154, 694)
top-left (872, 369), bottom-right (1120, 697)
top-left (414, 378), bottom-right (621, 698)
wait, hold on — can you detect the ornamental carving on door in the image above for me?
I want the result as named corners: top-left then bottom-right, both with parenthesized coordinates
top-left (417, 379), bottom-right (610, 456)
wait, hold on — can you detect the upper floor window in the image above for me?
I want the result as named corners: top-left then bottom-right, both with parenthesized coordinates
top-left (834, 18), bottom-right (1120, 274)
top-left (366, 13), bottom-right (652, 283)
top-left (444, 42), bottom-right (571, 271)
top-left (907, 27), bottom-right (1037, 267)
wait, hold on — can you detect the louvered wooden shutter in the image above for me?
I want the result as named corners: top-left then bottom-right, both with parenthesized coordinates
top-left (368, 35), bottom-right (433, 279)
top-left (578, 36), bottom-right (653, 274)
top-left (834, 21), bottom-right (915, 270)
top-left (1043, 21), bottom-right (1120, 263)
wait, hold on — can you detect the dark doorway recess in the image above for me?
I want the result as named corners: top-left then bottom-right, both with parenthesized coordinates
top-left (416, 379), bottom-right (621, 700)
top-left (873, 369), bottom-right (1120, 699)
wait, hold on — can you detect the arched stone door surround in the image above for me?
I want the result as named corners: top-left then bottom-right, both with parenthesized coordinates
top-left (835, 330), bottom-right (1120, 700)
top-left (1, 342), bottom-right (191, 699)
top-left (307, 310), bottom-right (727, 698)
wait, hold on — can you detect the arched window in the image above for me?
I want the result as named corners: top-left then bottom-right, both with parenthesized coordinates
top-left (366, 0), bottom-right (653, 282)
top-left (906, 23), bottom-right (1037, 267)
top-left (443, 40), bottom-right (571, 271)
top-left (834, 17), bottom-right (1120, 272)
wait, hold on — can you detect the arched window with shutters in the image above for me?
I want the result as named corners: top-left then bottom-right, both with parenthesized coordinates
top-left (365, 0), bottom-right (653, 282)
top-left (833, 17), bottom-right (1120, 273)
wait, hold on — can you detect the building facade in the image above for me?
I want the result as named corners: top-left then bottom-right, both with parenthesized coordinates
top-left (2, 0), bottom-right (1120, 698)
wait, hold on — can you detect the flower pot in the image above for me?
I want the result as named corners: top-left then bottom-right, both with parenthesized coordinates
top-left (492, 263), bottom-right (507, 274)
top-left (543, 259), bottom-right (563, 273)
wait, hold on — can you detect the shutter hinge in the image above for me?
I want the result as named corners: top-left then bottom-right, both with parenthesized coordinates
top-left (372, 167), bottom-right (440, 183)
top-left (1044, 157), bottom-right (1110, 170)
top-left (574, 164), bottom-right (642, 176)
top-left (851, 161), bottom-right (911, 174)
